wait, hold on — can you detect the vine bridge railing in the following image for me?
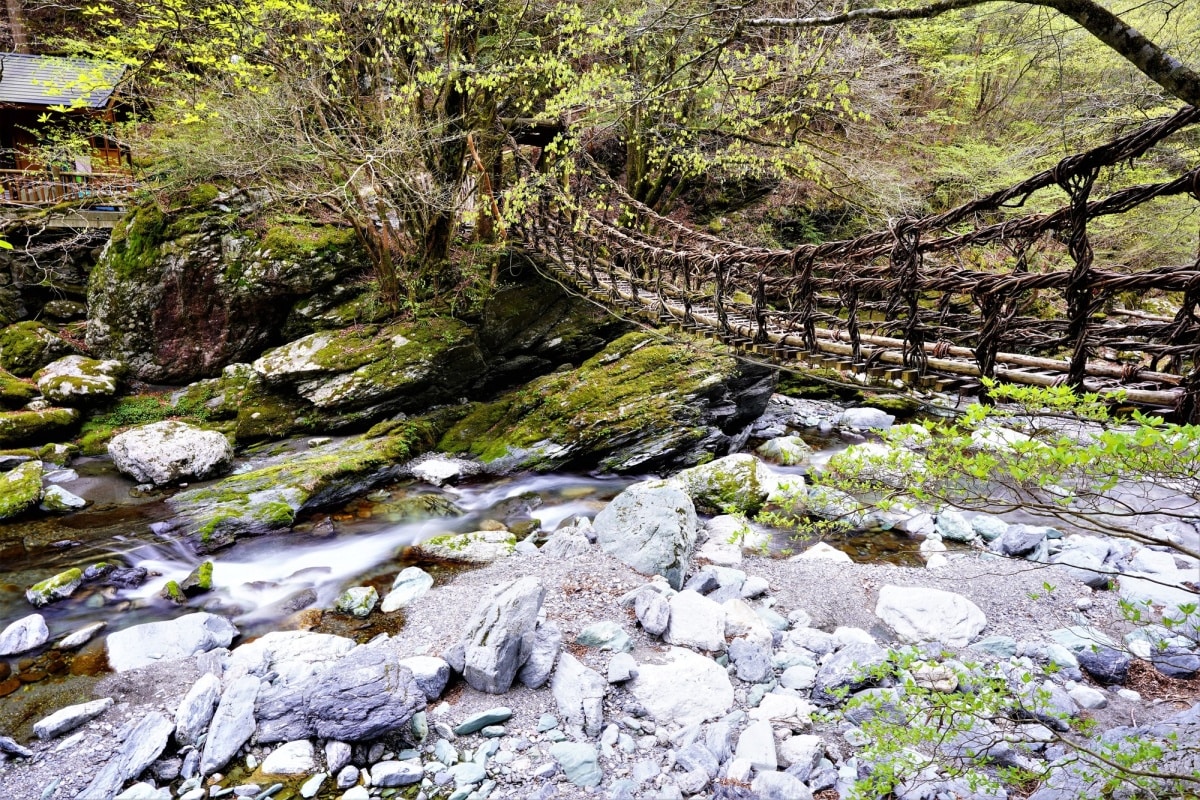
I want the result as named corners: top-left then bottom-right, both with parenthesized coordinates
top-left (515, 106), bottom-right (1200, 422)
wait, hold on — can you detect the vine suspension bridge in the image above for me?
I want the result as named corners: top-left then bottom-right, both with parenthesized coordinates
top-left (517, 107), bottom-right (1200, 423)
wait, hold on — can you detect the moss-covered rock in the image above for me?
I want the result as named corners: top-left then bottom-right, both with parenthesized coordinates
top-left (0, 321), bottom-right (75, 377)
top-left (863, 394), bottom-right (921, 419)
top-left (87, 195), bottom-right (369, 383)
top-left (253, 317), bottom-right (487, 414)
top-left (0, 408), bottom-right (80, 448)
top-left (26, 567), bottom-right (83, 606)
top-left (667, 454), bottom-right (779, 516)
top-left (179, 561), bottom-right (214, 596)
top-left (164, 418), bottom-right (445, 550)
top-left (34, 355), bottom-right (125, 407)
top-left (0, 459), bottom-right (43, 520)
top-left (39, 484), bottom-right (87, 512)
top-left (0, 369), bottom-right (38, 409)
top-left (408, 529), bottom-right (517, 564)
top-left (160, 580), bottom-right (187, 604)
top-left (438, 331), bottom-right (775, 474)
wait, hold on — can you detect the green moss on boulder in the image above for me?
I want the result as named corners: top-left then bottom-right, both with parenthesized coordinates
top-left (409, 529), bottom-right (516, 564)
top-left (0, 459), bottom-right (43, 520)
top-left (0, 369), bottom-right (38, 409)
top-left (0, 322), bottom-right (75, 377)
top-left (161, 580), bottom-right (186, 604)
top-left (166, 418), bottom-right (444, 550)
top-left (26, 567), bottom-right (83, 606)
top-left (438, 331), bottom-right (774, 473)
top-left (0, 408), bottom-right (80, 448)
top-left (34, 356), bottom-right (126, 407)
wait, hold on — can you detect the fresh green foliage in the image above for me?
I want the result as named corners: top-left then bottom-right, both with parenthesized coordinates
top-left (819, 381), bottom-right (1200, 560)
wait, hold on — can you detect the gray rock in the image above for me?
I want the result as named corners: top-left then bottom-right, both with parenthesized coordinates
top-left (540, 527), bottom-right (592, 559)
top-left (301, 639), bottom-right (424, 741)
top-left (935, 509), bottom-right (976, 542)
top-left (201, 675), bottom-right (260, 775)
top-left (1151, 646), bottom-right (1200, 679)
top-left (628, 647), bottom-right (734, 726)
top-left (380, 567), bottom-right (434, 613)
top-left (779, 660), bottom-right (818, 691)
top-left (1014, 679), bottom-right (1076, 732)
top-left (734, 719), bottom-right (777, 771)
top-left (108, 421), bottom-right (234, 485)
top-left (812, 642), bottom-right (889, 706)
top-left (334, 585), bottom-right (378, 617)
top-left (1077, 647), bottom-right (1132, 685)
top-left (175, 672), bottom-right (222, 747)
top-left (0, 735), bottom-right (33, 758)
top-left (106, 612), bottom-right (238, 672)
top-left (260, 740), bottom-right (316, 774)
top-left (549, 742), bottom-right (602, 788)
top-left (0, 612), bottom-right (48, 656)
top-left (607, 652), bottom-right (638, 683)
top-left (593, 482), bottom-right (697, 589)
top-left (399, 656), bottom-right (451, 701)
top-left (874, 585), bottom-right (986, 647)
top-left (664, 590), bottom-right (726, 652)
top-left (114, 782), bottom-right (170, 800)
top-left (751, 770), bottom-right (814, 800)
top-left (517, 620), bottom-right (562, 689)
top-left (676, 742), bottom-right (719, 778)
top-left (455, 707), bottom-right (513, 736)
top-left (778, 734), bottom-right (824, 778)
top-left (40, 484), bottom-right (88, 512)
top-left (34, 697), bottom-right (113, 739)
top-left (838, 407), bottom-right (895, 431)
top-left (55, 621), bottom-right (106, 650)
top-left (336, 765), bottom-right (359, 789)
top-left (991, 524), bottom-right (1049, 558)
top-left (729, 638), bottom-right (773, 683)
top-left (454, 576), bottom-right (545, 693)
top-left (552, 652), bottom-right (606, 737)
top-left (372, 759), bottom-right (424, 787)
top-left (1068, 686), bottom-right (1108, 710)
top-left (448, 761), bottom-right (486, 785)
top-left (970, 635), bottom-right (1018, 659)
top-left (634, 589), bottom-right (671, 637)
top-left (705, 718), bottom-right (737, 763)
top-left (75, 712), bottom-right (174, 800)
top-left (576, 621), bottom-right (632, 652)
top-left (325, 741), bottom-right (351, 773)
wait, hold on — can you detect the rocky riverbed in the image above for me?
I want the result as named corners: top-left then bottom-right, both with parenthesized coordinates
top-left (0, 398), bottom-right (1197, 800)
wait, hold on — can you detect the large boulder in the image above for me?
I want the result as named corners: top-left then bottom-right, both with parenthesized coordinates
top-left (162, 421), bottom-right (442, 550)
top-left (551, 652), bottom-right (607, 737)
top-left (254, 636), bottom-right (424, 743)
top-left (75, 712), bottom-right (174, 800)
top-left (592, 481), bottom-right (697, 590)
top-left (0, 407), bottom-right (79, 448)
top-left (108, 421), bottom-right (233, 485)
top-left (626, 647), bottom-right (734, 726)
top-left (251, 317), bottom-right (486, 415)
top-left (105, 612), bottom-right (238, 672)
top-left (874, 585), bottom-right (986, 647)
top-left (438, 330), bottom-right (775, 474)
top-left (87, 197), bottom-right (370, 382)
top-left (668, 454), bottom-right (779, 516)
top-left (34, 355), bottom-right (124, 406)
top-left (0, 368), bottom-right (38, 408)
top-left (0, 613), bottom-right (49, 656)
top-left (445, 577), bottom-right (545, 694)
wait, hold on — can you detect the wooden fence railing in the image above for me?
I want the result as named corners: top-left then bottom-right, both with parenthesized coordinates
top-left (0, 169), bottom-right (135, 206)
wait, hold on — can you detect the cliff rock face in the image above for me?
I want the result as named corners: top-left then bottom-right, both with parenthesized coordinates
top-left (86, 192), bottom-right (368, 383)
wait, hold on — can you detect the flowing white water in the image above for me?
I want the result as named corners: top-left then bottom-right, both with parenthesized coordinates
top-left (111, 472), bottom-right (636, 626)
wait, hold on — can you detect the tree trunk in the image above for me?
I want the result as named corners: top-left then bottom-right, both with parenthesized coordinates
top-left (5, 0), bottom-right (29, 53)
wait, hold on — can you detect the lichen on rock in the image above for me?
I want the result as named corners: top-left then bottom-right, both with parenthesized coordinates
top-left (108, 420), bottom-right (234, 485)
top-left (34, 355), bottom-right (126, 406)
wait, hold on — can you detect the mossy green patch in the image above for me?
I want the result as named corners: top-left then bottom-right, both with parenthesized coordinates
top-left (76, 393), bottom-right (210, 455)
top-left (0, 459), bottom-right (42, 519)
top-left (106, 203), bottom-right (168, 280)
top-left (438, 331), bottom-right (739, 469)
top-left (0, 369), bottom-right (37, 409)
top-left (863, 394), bottom-right (921, 419)
top-left (161, 580), bottom-right (186, 604)
top-left (0, 322), bottom-right (73, 377)
top-left (0, 408), bottom-right (80, 448)
top-left (261, 222), bottom-right (356, 262)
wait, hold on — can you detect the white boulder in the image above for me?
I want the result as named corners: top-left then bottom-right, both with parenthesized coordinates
top-left (108, 421), bottom-right (234, 485)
